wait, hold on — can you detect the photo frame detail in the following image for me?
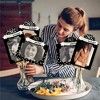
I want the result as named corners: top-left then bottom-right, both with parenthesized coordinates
top-left (19, 22), bottom-right (40, 37)
top-left (70, 36), bottom-right (99, 70)
top-left (16, 37), bottom-right (48, 66)
top-left (3, 31), bottom-right (25, 63)
top-left (56, 42), bottom-right (76, 65)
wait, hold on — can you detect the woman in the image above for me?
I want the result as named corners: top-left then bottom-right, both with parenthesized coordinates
top-left (25, 7), bottom-right (88, 78)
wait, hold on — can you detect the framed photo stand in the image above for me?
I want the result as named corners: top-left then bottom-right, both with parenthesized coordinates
top-left (71, 35), bottom-right (99, 70)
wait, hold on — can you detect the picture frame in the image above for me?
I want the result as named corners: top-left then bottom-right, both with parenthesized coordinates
top-left (16, 37), bottom-right (48, 66)
top-left (3, 31), bottom-right (25, 63)
top-left (70, 36), bottom-right (99, 70)
top-left (56, 42), bottom-right (76, 65)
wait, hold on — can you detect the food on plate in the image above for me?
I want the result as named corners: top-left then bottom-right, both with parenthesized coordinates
top-left (32, 79), bottom-right (77, 96)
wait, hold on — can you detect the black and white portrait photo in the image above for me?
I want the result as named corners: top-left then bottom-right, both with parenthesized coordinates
top-left (10, 37), bottom-right (20, 55)
top-left (57, 42), bottom-right (76, 64)
top-left (17, 37), bottom-right (47, 64)
top-left (3, 31), bottom-right (24, 63)
top-left (24, 44), bottom-right (37, 60)
top-left (59, 46), bottom-right (75, 63)
top-left (19, 41), bottom-right (44, 62)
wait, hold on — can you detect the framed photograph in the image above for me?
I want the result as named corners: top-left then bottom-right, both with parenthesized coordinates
top-left (56, 42), bottom-right (76, 65)
top-left (70, 36), bottom-right (99, 70)
top-left (16, 37), bottom-right (48, 65)
top-left (3, 31), bottom-right (25, 63)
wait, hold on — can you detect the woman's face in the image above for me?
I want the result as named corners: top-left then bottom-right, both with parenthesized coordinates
top-left (25, 44), bottom-right (37, 59)
top-left (56, 17), bottom-right (74, 40)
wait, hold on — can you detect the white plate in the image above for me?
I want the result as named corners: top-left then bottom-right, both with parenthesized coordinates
top-left (28, 78), bottom-right (92, 100)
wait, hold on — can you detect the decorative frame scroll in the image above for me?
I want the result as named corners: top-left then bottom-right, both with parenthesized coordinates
top-left (19, 21), bottom-right (40, 37)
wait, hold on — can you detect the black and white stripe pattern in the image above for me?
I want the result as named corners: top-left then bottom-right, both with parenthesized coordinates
top-left (41, 24), bottom-right (78, 78)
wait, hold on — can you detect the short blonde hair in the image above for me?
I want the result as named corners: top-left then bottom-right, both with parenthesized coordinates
top-left (58, 7), bottom-right (88, 36)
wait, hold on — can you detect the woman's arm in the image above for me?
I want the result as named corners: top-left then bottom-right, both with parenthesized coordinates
top-left (25, 63), bottom-right (75, 78)
top-left (43, 63), bottom-right (75, 78)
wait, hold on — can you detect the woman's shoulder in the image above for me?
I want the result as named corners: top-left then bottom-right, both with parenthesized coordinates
top-left (43, 24), bottom-right (56, 31)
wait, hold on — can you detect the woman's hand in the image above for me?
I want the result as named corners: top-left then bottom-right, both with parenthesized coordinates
top-left (25, 63), bottom-right (44, 76)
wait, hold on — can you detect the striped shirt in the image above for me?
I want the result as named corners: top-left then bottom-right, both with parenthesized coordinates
top-left (41, 24), bottom-right (79, 78)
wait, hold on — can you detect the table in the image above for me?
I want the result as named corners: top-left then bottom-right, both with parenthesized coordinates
top-left (0, 75), bottom-right (100, 100)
